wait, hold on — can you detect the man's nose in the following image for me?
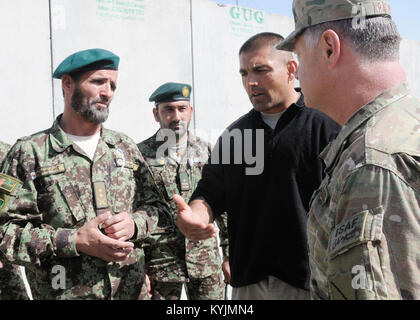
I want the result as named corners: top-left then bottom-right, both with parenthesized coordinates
top-left (100, 82), bottom-right (113, 100)
top-left (173, 109), bottom-right (182, 120)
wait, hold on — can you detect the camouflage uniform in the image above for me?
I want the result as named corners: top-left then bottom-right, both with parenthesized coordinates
top-left (308, 83), bottom-right (420, 300)
top-left (138, 131), bottom-right (227, 300)
top-left (0, 115), bottom-right (160, 299)
top-left (0, 141), bottom-right (29, 300)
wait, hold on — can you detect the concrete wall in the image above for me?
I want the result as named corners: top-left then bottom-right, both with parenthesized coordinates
top-left (1, 0), bottom-right (419, 301)
top-left (1, 0), bottom-right (419, 146)
top-left (0, 1), bottom-right (54, 144)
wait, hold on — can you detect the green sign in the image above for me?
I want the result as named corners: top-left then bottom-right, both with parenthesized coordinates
top-left (229, 6), bottom-right (265, 38)
top-left (96, 0), bottom-right (147, 22)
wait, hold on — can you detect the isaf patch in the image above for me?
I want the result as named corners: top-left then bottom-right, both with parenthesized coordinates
top-left (328, 211), bottom-right (368, 259)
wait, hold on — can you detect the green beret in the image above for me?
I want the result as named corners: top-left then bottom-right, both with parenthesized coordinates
top-left (52, 48), bottom-right (120, 79)
top-left (149, 82), bottom-right (192, 104)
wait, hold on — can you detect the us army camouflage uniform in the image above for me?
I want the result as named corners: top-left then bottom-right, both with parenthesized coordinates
top-left (138, 131), bottom-right (227, 300)
top-left (0, 115), bottom-right (160, 300)
top-left (308, 83), bottom-right (420, 300)
top-left (0, 141), bottom-right (29, 300)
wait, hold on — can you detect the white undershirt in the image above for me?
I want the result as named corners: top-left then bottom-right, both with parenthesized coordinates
top-left (260, 111), bottom-right (286, 130)
top-left (66, 131), bottom-right (101, 160)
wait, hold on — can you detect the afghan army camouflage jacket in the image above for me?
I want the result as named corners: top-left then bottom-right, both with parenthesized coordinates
top-left (0, 141), bottom-right (30, 300)
top-left (138, 131), bottom-right (228, 282)
top-left (0, 142), bottom-right (9, 164)
top-left (0, 115), bottom-right (160, 299)
top-left (308, 83), bottom-right (420, 300)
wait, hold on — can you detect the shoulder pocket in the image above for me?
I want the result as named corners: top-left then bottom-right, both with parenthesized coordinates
top-left (326, 206), bottom-right (389, 300)
top-left (328, 206), bottom-right (384, 259)
top-left (35, 162), bottom-right (86, 224)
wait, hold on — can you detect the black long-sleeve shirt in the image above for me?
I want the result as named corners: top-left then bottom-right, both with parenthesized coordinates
top-left (191, 92), bottom-right (341, 290)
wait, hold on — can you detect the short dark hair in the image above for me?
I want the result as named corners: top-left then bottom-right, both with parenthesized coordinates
top-left (68, 70), bottom-right (85, 83)
top-left (239, 32), bottom-right (285, 55)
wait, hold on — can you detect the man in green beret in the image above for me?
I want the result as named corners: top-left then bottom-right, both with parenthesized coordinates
top-left (0, 141), bottom-right (30, 300)
top-left (278, 0), bottom-right (420, 299)
top-left (0, 48), bottom-right (162, 299)
top-left (137, 82), bottom-right (228, 300)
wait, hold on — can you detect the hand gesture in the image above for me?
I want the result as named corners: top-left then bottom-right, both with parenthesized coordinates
top-left (173, 194), bottom-right (216, 240)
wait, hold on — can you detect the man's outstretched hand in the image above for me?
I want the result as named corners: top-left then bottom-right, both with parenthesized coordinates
top-left (173, 194), bottom-right (216, 241)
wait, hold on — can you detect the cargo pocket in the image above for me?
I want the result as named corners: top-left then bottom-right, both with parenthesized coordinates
top-left (326, 206), bottom-right (389, 300)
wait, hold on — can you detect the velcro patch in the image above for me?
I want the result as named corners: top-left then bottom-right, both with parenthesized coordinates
top-left (328, 211), bottom-right (368, 259)
top-left (37, 163), bottom-right (65, 177)
top-left (93, 181), bottom-right (109, 209)
top-left (148, 159), bottom-right (165, 167)
top-left (0, 173), bottom-right (21, 194)
top-left (115, 158), bottom-right (139, 171)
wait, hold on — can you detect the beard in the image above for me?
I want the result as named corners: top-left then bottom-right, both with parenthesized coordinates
top-left (71, 87), bottom-right (109, 124)
top-left (168, 120), bottom-right (188, 140)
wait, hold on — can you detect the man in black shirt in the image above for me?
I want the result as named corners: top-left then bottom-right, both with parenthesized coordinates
top-left (174, 32), bottom-right (341, 299)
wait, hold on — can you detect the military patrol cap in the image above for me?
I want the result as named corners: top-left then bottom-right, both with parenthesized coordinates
top-left (52, 48), bottom-right (120, 79)
top-left (277, 0), bottom-right (392, 51)
top-left (149, 82), bottom-right (192, 105)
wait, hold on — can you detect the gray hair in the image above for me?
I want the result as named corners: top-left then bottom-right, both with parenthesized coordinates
top-left (303, 16), bottom-right (401, 62)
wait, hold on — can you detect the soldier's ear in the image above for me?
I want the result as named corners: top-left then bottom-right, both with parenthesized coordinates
top-left (320, 29), bottom-right (341, 69)
top-left (153, 107), bottom-right (159, 122)
top-left (62, 75), bottom-right (75, 96)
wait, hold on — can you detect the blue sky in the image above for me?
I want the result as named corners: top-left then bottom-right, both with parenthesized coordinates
top-left (210, 0), bottom-right (419, 41)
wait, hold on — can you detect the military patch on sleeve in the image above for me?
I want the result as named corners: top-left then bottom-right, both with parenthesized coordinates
top-left (328, 211), bottom-right (369, 259)
top-left (328, 207), bottom-right (384, 260)
top-left (0, 173), bottom-right (21, 194)
top-left (0, 173), bottom-right (22, 213)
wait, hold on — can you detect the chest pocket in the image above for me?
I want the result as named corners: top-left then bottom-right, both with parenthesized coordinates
top-left (109, 156), bottom-right (138, 213)
top-left (147, 158), bottom-right (176, 201)
top-left (34, 163), bottom-right (86, 227)
top-left (145, 158), bottom-right (177, 236)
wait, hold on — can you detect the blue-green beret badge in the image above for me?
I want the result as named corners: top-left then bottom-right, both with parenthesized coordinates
top-left (52, 48), bottom-right (120, 79)
top-left (182, 86), bottom-right (190, 98)
top-left (149, 82), bottom-right (192, 104)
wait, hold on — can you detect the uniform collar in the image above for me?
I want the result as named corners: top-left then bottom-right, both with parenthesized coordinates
top-left (321, 82), bottom-right (411, 171)
top-left (49, 113), bottom-right (117, 154)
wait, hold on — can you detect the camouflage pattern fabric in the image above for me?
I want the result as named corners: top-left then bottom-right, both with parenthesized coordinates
top-left (278, 0), bottom-right (392, 51)
top-left (185, 272), bottom-right (224, 300)
top-left (0, 115), bottom-right (161, 299)
top-left (0, 142), bottom-right (9, 164)
top-left (307, 83), bottom-right (420, 300)
top-left (149, 281), bottom-right (183, 300)
top-left (0, 141), bottom-right (30, 300)
top-left (138, 131), bottom-right (227, 300)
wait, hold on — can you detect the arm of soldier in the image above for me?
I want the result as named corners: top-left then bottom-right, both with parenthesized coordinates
top-left (0, 142), bottom-right (80, 268)
top-left (215, 212), bottom-right (229, 260)
top-left (128, 159), bottom-right (163, 243)
top-left (215, 212), bottom-right (230, 283)
top-left (326, 164), bottom-right (417, 300)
